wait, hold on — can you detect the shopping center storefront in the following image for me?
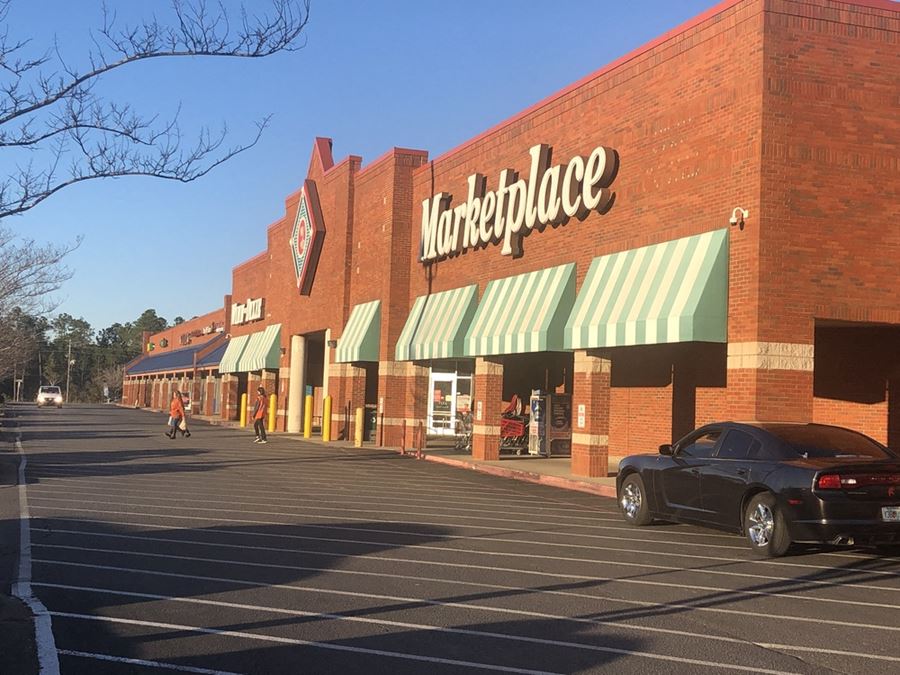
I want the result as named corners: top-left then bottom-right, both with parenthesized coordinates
top-left (127, 0), bottom-right (899, 476)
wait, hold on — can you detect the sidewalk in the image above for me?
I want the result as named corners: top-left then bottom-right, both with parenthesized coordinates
top-left (133, 407), bottom-right (621, 499)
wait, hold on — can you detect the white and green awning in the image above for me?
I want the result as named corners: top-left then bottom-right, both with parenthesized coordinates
top-left (565, 229), bottom-right (728, 349)
top-left (218, 334), bottom-right (250, 374)
top-left (465, 263), bottom-right (575, 356)
top-left (395, 285), bottom-right (478, 361)
top-left (238, 324), bottom-right (282, 371)
top-left (335, 300), bottom-right (381, 363)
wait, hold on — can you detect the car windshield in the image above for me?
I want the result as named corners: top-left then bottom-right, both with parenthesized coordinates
top-left (769, 425), bottom-right (894, 460)
top-left (40, 387), bottom-right (61, 395)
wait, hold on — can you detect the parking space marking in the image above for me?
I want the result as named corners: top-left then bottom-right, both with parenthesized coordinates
top-left (50, 612), bottom-right (566, 675)
top-left (57, 650), bottom-right (240, 674)
top-left (43, 588), bottom-right (802, 673)
top-left (12, 438), bottom-right (60, 675)
top-left (29, 518), bottom-right (900, 595)
top-left (32, 524), bottom-right (900, 632)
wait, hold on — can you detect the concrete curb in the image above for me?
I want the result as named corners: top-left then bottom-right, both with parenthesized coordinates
top-left (422, 452), bottom-right (618, 499)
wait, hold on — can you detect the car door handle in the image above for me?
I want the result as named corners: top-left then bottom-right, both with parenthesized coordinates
top-left (690, 469), bottom-right (700, 475)
top-left (736, 468), bottom-right (748, 476)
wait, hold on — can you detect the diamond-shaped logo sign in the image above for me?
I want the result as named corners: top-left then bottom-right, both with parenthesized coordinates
top-left (290, 179), bottom-right (326, 296)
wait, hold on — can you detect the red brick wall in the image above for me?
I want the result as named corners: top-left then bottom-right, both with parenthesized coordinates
top-left (147, 308), bottom-right (225, 353)
top-left (759, 0), bottom-right (900, 338)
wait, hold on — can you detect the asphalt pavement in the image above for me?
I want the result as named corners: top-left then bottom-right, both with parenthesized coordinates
top-left (4, 403), bottom-right (900, 674)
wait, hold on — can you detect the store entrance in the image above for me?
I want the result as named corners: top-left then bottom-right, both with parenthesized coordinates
top-left (428, 361), bottom-right (473, 435)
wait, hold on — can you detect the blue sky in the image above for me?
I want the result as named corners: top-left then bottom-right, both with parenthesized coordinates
top-left (6, 0), bottom-right (717, 331)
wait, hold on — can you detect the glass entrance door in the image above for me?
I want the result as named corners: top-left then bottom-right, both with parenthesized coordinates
top-left (428, 372), bottom-right (456, 435)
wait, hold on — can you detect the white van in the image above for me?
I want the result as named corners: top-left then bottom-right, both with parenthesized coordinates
top-left (36, 386), bottom-right (63, 408)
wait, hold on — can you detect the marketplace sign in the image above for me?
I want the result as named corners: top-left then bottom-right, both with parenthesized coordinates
top-left (420, 143), bottom-right (618, 263)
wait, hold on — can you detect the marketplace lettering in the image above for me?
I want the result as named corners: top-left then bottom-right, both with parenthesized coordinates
top-left (420, 144), bottom-right (618, 263)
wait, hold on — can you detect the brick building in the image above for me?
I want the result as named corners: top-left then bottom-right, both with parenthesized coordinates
top-left (123, 0), bottom-right (899, 476)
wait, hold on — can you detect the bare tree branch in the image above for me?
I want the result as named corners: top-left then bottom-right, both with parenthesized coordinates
top-left (0, 0), bottom-right (310, 220)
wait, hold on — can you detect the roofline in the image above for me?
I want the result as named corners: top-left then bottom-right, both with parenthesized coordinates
top-left (422, 0), bottom-right (898, 169)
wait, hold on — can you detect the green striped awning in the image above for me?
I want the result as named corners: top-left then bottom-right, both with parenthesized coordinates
top-left (465, 263), bottom-right (575, 356)
top-left (335, 300), bottom-right (381, 363)
top-left (395, 285), bottom-right (478, 361)
top-left (238, 324), bottom-right (282, 371)
top-left (565, 229), bottom-right (728, 349)
top-left (218, 335), bottom-right (250, 374)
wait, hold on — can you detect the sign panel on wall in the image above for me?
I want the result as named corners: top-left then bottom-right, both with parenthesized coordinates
top-left (231, 298), bottom-right (264, 326)
top-left (290, 179), bottom-right (326, 296)
top-left (420, 143), bottom-right (619, 264)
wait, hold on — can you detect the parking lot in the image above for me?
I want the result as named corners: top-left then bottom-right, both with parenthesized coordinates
top-left (8, 405), bottom-right (900, 674)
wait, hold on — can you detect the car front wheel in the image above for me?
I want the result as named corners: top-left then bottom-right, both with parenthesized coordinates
top-left (619, 474), bottom-right (652, 526)
top-left (744, 493), bottom-right (791, 558)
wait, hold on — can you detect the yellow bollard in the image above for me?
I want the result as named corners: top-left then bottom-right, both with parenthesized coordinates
top-left (354, 407), bottom-right (364, 447)
top-left (268, 393), bottom-right (277, 433)
top-left (303, 394), bottom-right (313, 438)
top-left (239, 392), bottom-right (248, 427)
top-left (322, 395), bottom-right (332, 442)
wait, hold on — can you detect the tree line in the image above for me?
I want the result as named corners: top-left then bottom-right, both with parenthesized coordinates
top-left (1, 305), bottom-right (178, 403)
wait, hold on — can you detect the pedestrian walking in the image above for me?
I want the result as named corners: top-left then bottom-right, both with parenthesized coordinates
top-left (166, 389), bottom-right (184, 439)
top-left (178, 394), bottom-right (191, 438)
top-left (253, 386), bottom-right (268, 444)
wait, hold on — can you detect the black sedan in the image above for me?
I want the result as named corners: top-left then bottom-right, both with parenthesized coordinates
top-left (616, 422), bottom-right (900, 557)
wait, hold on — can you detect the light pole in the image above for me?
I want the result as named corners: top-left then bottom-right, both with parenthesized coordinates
top-left (65, 340), bottom-right (74, 403)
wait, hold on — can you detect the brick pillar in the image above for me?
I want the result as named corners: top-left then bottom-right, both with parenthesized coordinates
top-left (329, 363), bottom-right (366, 441)
top-left (379, 361), bottom-right (429, 448)
top-left (222, 374), bottom-right (239, 421)
top-left (727, 342), bottom-right (814, 422)
top-left (203, 376), bottom-right (214, 416)
top-left (571, 351), bottom-right (611, 477)
top-left (190, 376), bottom-right (201, 416)
top-left (472, 357), bottom-right (503, 461)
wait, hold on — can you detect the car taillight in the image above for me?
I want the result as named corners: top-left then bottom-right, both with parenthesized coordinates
top-left (817, 474), bottom-right (842, 489)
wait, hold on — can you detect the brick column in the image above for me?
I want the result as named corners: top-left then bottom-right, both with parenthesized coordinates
top-left (276, 366), bottom-right (290, 432)
top-left (190, 377), bottom-right (202, 416)
top-left (571, 351), bottom-right (611, 477)
top-left (472, 357), bottom-right (503, 461)
top-left (329, 363), bottom-right (366, 441)
top-left (379, 361), bottom-right (429, 448)
top-left (727, 342), bottom-right (814, 422)
top-left (222, 374), bottom-right (239, 421)
top-left (203, 376), bottom-right (214, 416)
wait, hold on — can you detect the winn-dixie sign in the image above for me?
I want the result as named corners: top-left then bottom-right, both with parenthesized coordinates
top-left (420, 143), bottom-right (618, 263)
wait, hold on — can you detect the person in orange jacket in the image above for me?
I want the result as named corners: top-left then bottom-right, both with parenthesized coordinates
top-left (252, 386), bottom-right (268, 444)
top-left (166, 390), bottom-right (190, 439)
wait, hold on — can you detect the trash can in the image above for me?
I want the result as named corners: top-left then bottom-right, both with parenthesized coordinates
top-left (364, 404), bottom-right (378, 442)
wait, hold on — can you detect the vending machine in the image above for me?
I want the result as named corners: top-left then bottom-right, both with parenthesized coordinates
top-left (528, 390), bottom-right (546, 456)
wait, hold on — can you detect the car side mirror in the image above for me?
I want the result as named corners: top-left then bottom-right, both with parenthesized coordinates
top-left (658, 444), bottom-right (673, 456)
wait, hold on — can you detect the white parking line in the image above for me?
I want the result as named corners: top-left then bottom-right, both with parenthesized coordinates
top-left (25, 488), bottom-right (900, 581)
top-left (32, 524), bottom-right (900, 632)
top-left (28, 494), bottom-right (753, 547)
top-left (27, 479), bottom-right (607, 522)
top-left (27, 466), bottom-right (606, 515)
top-left (58, 650), bottom-right (240, 674)
top-left (50, 612), bottom-right (561, 675)
top-left (29, 520), bottom-right (900, 594)
top-left (33, 542), bottom-right (900, 611)
top-left (12, 438), bottom-right (60, 675)
top-left (46, 596), bottom-right (801, 673)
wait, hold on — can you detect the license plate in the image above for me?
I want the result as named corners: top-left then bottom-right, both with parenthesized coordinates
top-left (883, 507), bottom-right (900, 522)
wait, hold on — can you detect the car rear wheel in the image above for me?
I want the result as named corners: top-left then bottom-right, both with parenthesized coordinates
top-left (744, 493), bottom-right (791, 558)
top-left (619, 474), bottom-right (652, 526)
